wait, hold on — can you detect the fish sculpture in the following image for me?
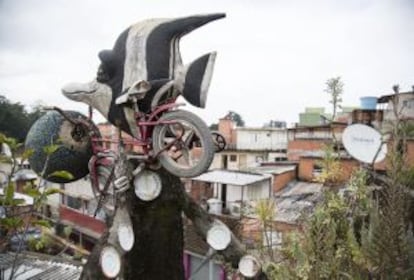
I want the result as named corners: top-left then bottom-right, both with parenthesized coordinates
top-left (62, 14), bottom-right (226, 137)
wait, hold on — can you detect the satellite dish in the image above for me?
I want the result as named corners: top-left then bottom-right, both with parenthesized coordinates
top-left (342, 124), bottom-right (387, 163)
top-left (206, 223), bottom-right (231, 251)
top-left (134, 170), bottom-right (162, 201)
top-left (118, 223), bottom-right (134, 252)
top-left (100, 245), bottom-right (121, 278)
top-left (239, 255), bottom-right (261, 278)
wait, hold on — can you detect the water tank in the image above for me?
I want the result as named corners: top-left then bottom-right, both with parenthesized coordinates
top-left (360, 96), bottom-right (377, 110)
top-left (207, 198), bottom-right (223, 215)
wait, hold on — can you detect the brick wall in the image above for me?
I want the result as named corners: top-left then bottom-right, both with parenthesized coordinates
top-left (218, 118), bottom-right (235, 146)
top-left (287, 139), bottom-right (329, 161)
top-left (273, 170), bottom-right (296, 192)
top-left (188, 181), bottom-right (214, 202)
top-left (298, 157), bottom-right (359, 182)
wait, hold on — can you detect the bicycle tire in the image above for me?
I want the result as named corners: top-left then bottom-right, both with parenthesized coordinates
top-left (152, 110), bottom-right (214, 178)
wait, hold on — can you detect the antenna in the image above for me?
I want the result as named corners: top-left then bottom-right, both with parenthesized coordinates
top-left (342, 124), bottom-right (387, 164)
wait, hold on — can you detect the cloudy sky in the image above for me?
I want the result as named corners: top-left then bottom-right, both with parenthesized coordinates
top-left (1, 0), bottom-right (413, 126)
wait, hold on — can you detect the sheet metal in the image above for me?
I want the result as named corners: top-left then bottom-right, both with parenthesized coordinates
top-left (193, 169), bottom-right (271, 186)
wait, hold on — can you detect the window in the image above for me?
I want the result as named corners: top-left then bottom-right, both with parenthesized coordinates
top-left (402, 99), bottom-right (414, 109)
top-left (188, 254), bottom-right (222, 280)
top-left (66, 196), bottom-right (82, 210)
top-left (229, 155), bottom-right (237, 162)
top-left (263, 230), bottom-right (283, 249)
top-left (313, 164), bottom-right (323, 177)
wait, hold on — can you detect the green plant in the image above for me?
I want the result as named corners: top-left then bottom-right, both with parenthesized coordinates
top-left (315, 144), bottom-right (342, 187)
top-left (0, 133), bottom-right (72, 279)
top-left (255, 199), bottom-right (276, 260)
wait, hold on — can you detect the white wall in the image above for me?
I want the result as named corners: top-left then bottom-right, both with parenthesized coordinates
top-left (384, 93), bottom-right (414, 120)
top-left (225, 180), bottom-right (270, 203)
top-left (236, 128), bottom-right (287, 151)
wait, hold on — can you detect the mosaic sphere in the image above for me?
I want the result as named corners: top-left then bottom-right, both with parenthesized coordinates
top-left (25, 111), bottom-right (99, 183)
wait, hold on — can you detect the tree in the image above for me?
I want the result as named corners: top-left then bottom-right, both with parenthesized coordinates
top-left (226, 111), bottom-right (245, 127)
top-left (0, 95), bottom-right (45, 142)
top-left (324, 77), bottom-right (343, 121)
top-left (209, 123), bottom-right (218, 131)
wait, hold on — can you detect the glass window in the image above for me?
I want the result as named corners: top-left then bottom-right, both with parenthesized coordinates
top-left (66, 196), bottom-right (82, 210)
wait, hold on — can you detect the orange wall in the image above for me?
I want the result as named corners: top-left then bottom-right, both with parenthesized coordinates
top-left (189, 181), bottom-right (214, 202)
top-left (273, 170), bottom-right (296, 192)
top-left (287, 139), bottom-right (329, 161)
top-left (218, 118), bottom-right (235, 145)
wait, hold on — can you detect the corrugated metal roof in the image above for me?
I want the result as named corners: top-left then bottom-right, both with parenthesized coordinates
top-left (245, 181), bottom-right (323, 224)
top-left (273, 181), bottom-right (323, 224)
top-left (275, 181), bottom-right (322, 198)
top-left (193, 169), bottom-right (271, 186)
top-left (0, 252), bottom-right (82, 280)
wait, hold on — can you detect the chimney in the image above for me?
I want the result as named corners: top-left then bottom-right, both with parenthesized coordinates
top-left (218, 117), bottom-right (235, 145)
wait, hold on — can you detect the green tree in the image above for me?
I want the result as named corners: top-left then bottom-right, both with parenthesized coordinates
top-left (0, 95), bottom-right (44, 142)
top-left (209, 123), bottom-right (218, 131)
top-left (226, 111), bottom-right (245, 127)
top-left (324, 77), bottom-right (343, 121)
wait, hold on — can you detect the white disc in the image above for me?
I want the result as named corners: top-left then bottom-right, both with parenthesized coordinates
top-left (342, 124), bottom-right (387, 163)
top-left (100, 245), bottom-right (121, 278)
top-left (239, 255), bottom-right (260, 278)
top-left (206, 224), bottom-right (231, 251)
top-left (118, 224), bottom-right (134, 251)
top-left (134, 170), bottom-right (162, 201)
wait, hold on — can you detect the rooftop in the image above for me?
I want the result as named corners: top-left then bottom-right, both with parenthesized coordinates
top-left (0, 189), bottom-right (33, 205)
top-left (377, 90), bottom-right (414, 103)
top-left (0, 252), bottom-right (82, 280)
top-left (193, 169), bottom-right (271, 186)
top-left (247, 165), bottom-right (296, 175)
top-left (273, 181), bottom-right (323, 224)
top-left (12, 169), bottom-right (38, 181)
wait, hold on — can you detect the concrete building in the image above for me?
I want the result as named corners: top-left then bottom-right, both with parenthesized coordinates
top-left (299, 107), bottom-right (331, 126)
top-left (287, 124), bottom-right (346, 161)
top-left (212, 117), bottom-right (288, 170)
top-left (190, 169), bottom-right (272, 216)
top-left (378, 90), bottom-right (414, 121)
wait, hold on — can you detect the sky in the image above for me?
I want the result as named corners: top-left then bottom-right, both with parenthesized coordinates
top-left (0, 0), bottom-right (414, 127)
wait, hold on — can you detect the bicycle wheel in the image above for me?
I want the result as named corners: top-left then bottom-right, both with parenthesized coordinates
top-left (152, 110), bottom-right (214, 178)
top-left (211, 131), bottom-right (226, 152)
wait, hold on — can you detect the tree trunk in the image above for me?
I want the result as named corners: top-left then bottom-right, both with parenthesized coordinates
top-left (81, 167), bottom-right (246, 280)
top-left (123, 168), bottom-right (185, 279)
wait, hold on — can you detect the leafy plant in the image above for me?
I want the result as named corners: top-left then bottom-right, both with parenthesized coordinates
top-left (315, 144), bottom-right (343, 187)
top-left (255, 199), bottom-right (276, 260)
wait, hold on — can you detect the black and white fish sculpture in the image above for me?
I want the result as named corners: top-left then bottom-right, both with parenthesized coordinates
top-left (62, 13), bottom-right (225, 137)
